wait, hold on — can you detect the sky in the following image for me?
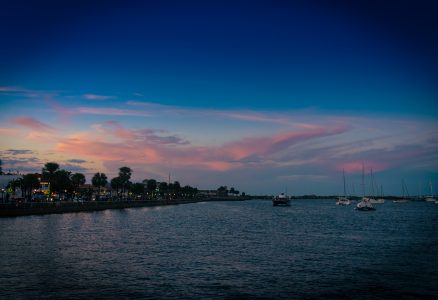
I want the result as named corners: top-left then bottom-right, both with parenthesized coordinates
top-left (1, 0), bottom-right (437, 196)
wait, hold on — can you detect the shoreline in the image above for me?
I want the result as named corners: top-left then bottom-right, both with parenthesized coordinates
top-left (0, 197), bottom-right (249, 218)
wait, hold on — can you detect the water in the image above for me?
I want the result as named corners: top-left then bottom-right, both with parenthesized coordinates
top-left (1, 199), bottom-right (437, 299)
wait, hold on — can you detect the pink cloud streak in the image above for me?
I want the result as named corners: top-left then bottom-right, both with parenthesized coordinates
top-left (12, 117), bottom-right (54, 132)
top-left (54, 122), bottom-right (349, 172)
top-left (77, 107), bottom-right (151, 117)
top-left (126, 101), bottom-right (294, 125)
top-left (83, 94), bottom-right (115, 100)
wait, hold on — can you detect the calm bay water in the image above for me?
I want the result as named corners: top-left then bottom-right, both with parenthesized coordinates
top-left (1, 199), bottom-right (437, 299)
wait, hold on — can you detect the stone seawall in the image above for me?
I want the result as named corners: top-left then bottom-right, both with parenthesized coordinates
top-left (0, 197), bottom-right (250, 217)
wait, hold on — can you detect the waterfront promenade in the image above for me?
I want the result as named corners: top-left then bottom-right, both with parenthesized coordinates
top-left (0, 197), bottom-right (248, 217)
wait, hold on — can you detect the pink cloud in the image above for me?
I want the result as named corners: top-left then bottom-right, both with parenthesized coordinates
top-left (56, 136), bottom-right (162, 163)
top-left (77, 107), bottom-right (151, 117)
top-left (96, 121), bottom-right (137, 140)
top-left (0, 86), bottom-right (56, 98)
top-left (12, 117), bottom-right (54, 132)
top-left (53, 122), bottom-right (350, 174)
top-left (341, 161), bottom-right (389, 173)
top-left (126, 101), bottom-right (295, 125)
top-left (83, 94), bottom-right (115, 100)
top-left (219, 123), bottom-right (349, 161)
top-left (0, 86), bottom-right (23, 92)
top-left (92, 121), bottom-right (189, 145)
top-left (0, 128), bottom-right (20, 136)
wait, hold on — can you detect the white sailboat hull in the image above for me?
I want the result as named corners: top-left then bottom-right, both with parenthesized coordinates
top-left (336, 197), bottom-right (351, 205)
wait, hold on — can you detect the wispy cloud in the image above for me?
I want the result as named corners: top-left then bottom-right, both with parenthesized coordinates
top-left (0, 86), bottom-right (59, 98)
top-left (0, 149), bottom-right (42, 173)
top-left (54, 122), bottom-right (350, 174)
top-left (5, 149), bottom-right (34, 155)
top-left (0, 128), bottom-right (20, 136)
top-left (92, 120), bottom-right (189, 145)
top-left (12, 116), bottom-right (55, 132)
top-left (83, 94), bottom-right (115, 100)
top-left (0, 86), bottom-right (23, 92)
top-left (77, 107), bottom-right (151, 117)
top-left (66, 159), bottom-right (87, 164)
top-left (126, 100), bottom-right (295, 125)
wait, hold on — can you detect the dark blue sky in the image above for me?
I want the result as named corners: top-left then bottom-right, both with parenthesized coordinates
top-left (1, 0), bottom-right (437, 114)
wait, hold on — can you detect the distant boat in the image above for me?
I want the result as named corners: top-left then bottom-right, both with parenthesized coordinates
top-left (394, 179), bottom-right (410, 203)
top-left (425, 181), bottom-right (435, 202)
top-left (273, 193), bottom-right (290, 206)
top-left (371, 185), bottom-right (385, 204)
top-left (356, 197), bottom-right (376, 211)
top-left (356, 163), bottom-right (376, 211)
top-left (336, 168), bottom-right (351, 205)
top-left (369, 169), bottom-right (384, 204)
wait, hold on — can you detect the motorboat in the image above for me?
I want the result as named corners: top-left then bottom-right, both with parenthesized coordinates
top-left (273, 193), bottom-right (290, 206)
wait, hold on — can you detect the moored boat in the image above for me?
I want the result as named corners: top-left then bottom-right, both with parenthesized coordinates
top-left (336, 197), bottom-right (351, 205)
top-left (356, 197), bottom-right (376, 211)
top-left (356, 163), bottom-right (376, 211)
top-left (425, 181), bottom-right (435, 202)
top-left (370, 198), bottom-right (385, 204)
top-left (336, 169), bottom-right (351, 206)
top-left (394, 179), bottom-right (411, 203)
top-left (273, 193), bottom-right (290, 206)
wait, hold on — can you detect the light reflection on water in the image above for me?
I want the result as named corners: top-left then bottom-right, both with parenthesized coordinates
top-left (1, 199), bottom-right (437, 299)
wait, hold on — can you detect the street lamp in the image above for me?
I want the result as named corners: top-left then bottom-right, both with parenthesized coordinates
top-left (1, 188), bottom-right (4, 203)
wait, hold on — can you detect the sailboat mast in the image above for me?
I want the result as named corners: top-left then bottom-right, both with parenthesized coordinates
top-left (361, 162), bottom-right (365, 197)
top-left (343, 168), bottom-right (346, 197)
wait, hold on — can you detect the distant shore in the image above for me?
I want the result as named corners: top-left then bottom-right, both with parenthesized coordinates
top-left (0, 196), bottom-right (249, 218)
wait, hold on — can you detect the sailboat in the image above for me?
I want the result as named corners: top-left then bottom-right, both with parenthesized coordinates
top-left (356, 163), bottom-right (376, 211)
top-left (394, 179), bottom-right (410, 203)
top-left (371, 184), bottom-right (385, 204)
top-left (425, 181), bottom-right (436, 202)
top-left (368, 169), bottom-right (384, 204)
top-left (336, 168), bottom-right (351, 205)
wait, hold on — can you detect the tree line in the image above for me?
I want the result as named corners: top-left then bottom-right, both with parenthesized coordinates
top-left (5, 162), bottom-right (199, 202)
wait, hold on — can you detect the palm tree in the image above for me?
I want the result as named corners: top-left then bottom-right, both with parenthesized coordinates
top-left (42, 162), bottom-right (60, 199)
top-left (52, 170), bottom-right (72, 200)
top-left (158, 182), bottom-right (168, 199)
top-left (172, 181), bottom-right (181, 199)
top-left (71, 173), bottom-right (86, 197)
top-left (146, 179), bottom-right (157, 199)
top-left (130, 183), bottom-right (145, 200)
top-left (92, 172), bottom-right (108, 200)
top-left (118, 166), bottom-right (132, 199)
top-left (217, 186), bottom-right (228, 197)
top-left (182, 185), bottom-right (197, 199)
top-left (111, 176), bottom-right (122, 199)
top-left (229, 187), bottom-right (239, 196)
top-left (22, 174), bottom-right (40, 202)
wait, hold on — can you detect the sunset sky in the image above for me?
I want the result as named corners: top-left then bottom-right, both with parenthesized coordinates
top-left (1, 0), bottom-right (437, 195)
